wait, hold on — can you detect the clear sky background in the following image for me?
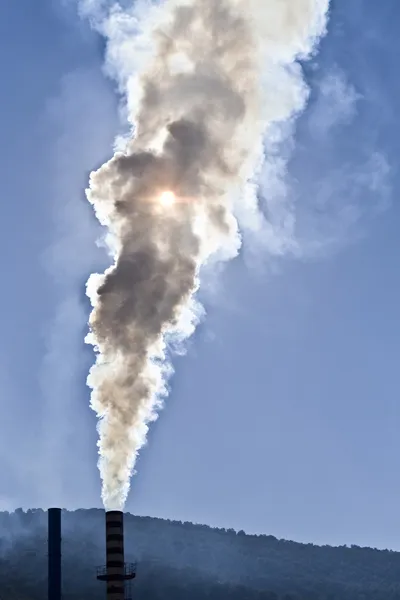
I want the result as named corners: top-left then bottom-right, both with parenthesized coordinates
top-left (1, 0), bottom-right (400, 550)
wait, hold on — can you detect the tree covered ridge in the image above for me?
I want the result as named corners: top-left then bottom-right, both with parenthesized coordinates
top-left (0, 508), bottom-right (399, 599)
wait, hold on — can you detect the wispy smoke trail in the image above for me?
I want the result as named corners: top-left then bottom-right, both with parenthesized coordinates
top-left (83, 0), bottom-right (330, 510)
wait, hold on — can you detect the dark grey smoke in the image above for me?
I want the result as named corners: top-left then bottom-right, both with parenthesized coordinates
top-left (83, 0), bottom-right (330, 509)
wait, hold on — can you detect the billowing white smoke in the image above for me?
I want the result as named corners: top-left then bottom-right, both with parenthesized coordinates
top-left (82, 0), bottom-right (330, 510)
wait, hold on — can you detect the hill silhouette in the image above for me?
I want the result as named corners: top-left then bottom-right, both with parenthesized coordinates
top-left (0, 509), bottom-right (399, 599)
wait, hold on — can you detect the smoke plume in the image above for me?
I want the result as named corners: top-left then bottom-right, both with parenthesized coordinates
top-left (84, 0), bottom-right (330, 510)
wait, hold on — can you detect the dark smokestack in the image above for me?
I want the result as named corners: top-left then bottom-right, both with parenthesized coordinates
top-left (97, 510), bottom-right (136, 600)
top-left (48, 508), bottom-right (61, 600)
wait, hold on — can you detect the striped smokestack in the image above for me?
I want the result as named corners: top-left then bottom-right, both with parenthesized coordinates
top-left (48, 508), bottom-right (62, 600)
top-left (105, 510), bottom-right (125, 600)
top-left (97, 510), bottom-right (136, 599)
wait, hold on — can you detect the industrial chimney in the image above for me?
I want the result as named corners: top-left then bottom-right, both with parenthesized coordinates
top-left (48, 508), bottom-right (62, 600)
top-left (97, 510), bottom-right (136, 600)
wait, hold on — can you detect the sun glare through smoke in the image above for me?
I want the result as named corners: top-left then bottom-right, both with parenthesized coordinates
top-left (159, 190), bottom-right (176, 207)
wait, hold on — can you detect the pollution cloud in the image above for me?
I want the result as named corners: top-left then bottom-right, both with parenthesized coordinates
top-left (81, 0), bottom-right (330, 510)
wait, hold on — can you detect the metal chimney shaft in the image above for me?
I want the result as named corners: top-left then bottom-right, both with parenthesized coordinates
top-left (48, 508), bottom-right (62, 600)
top-left (97, 510), bottom-right (136, 599)
top-left (105, 510), bottom-right (125, 600)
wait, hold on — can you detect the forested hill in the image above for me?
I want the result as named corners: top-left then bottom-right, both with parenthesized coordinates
top-left (0, 508), bottom-right (400, 599)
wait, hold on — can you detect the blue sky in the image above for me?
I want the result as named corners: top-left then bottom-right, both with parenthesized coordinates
top-left (1, 0), bottom-right (400, 550)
